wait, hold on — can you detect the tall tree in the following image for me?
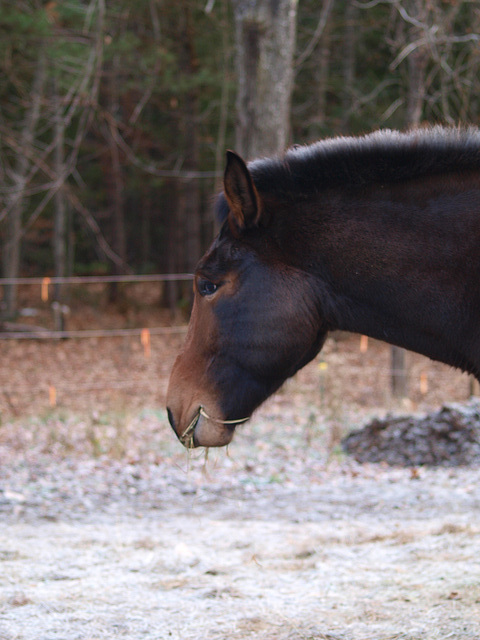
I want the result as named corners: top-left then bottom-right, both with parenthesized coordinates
top-left (2, 49), bottom-right (46, 318)
top-left (52, 77), bottom-right (68, 307)
top-left (340, 1), bottom-right (359, 132)
top-left (2, 0), bottom-right (479, 314)
top-left (231, 0), bottom-right (298, 158)
top-left (0, 0), bottom-right (105, 318)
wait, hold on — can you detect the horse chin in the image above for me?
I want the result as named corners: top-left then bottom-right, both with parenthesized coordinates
top-left (190, 413), bottom-right (236, 448)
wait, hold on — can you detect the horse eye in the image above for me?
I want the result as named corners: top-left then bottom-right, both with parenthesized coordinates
top-left (198, 279), bottom-right (218, 296)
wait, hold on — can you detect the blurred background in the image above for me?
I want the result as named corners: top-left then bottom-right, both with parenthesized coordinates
top-left (0, 0), bottom-right (479, 424)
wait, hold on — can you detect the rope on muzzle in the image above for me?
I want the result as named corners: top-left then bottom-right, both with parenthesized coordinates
top-left (180, 407), bottom-right (250, 448)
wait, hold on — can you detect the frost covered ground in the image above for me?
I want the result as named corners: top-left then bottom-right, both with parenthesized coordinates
top-left (1, 333), bottom-right (480, 639)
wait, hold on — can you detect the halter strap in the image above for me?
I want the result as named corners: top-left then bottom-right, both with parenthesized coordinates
top-left (199, 407), bottom-right (250, 425)
top-left (181, 407), bottom-right (250, 445)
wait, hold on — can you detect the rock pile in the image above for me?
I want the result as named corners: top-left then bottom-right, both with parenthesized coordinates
top-left (342, 399), bottom-right (480, 467)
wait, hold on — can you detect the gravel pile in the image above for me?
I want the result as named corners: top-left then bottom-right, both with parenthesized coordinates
top-left (342, 399), bottom-right (480, 467)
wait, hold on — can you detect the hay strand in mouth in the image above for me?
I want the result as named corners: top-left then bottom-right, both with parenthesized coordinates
top-left (181, 410), bottom-right (200, 449)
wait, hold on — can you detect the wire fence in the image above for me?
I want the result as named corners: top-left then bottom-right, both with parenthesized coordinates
top-left (0, 272), bottom-right (193, 340)
top-left (0, 326), bottom-right (188, 340)
top-left (0, 273), bottom-right (193, 286)
top-left (0, 331), bottom-right (476, 419)
top-left (0, 273), bottom-right (477, 418)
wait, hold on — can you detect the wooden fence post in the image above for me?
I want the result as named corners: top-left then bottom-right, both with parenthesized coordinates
top-left (391, 345), bottom-right (408, 399)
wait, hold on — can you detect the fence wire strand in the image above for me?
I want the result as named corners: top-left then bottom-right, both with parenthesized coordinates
top-left (0, 273), bottom-right (476, 412)
top-left (0, 273), bottom-right (193, 340)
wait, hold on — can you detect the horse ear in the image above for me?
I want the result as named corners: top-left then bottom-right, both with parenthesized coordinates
top-left (223, 150), bottom-right (263, 232)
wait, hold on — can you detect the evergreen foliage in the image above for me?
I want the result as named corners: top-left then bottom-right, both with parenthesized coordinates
top-left (0, 0), bottom-right (479, 310)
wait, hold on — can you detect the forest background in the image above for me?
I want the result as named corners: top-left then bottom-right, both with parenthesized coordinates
top-left (1, 0), bottom-right (480, 321)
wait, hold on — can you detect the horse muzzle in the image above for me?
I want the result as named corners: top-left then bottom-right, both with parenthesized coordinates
top-left (167, 406), bottom-right (248, 448)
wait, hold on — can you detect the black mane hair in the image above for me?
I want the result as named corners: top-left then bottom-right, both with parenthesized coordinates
top-left (254, 126), bottom-right (480, 192)
top-left (216, 126), bottom-right (480, 224)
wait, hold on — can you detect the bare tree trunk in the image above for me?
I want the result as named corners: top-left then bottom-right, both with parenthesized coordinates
top-left (140, 190), bottom-right (151, 270)
top-left (53, 81), bottom-right (67, 311)
top-left (2, 51), bottom-right (46, 318)
top-left (406, 50), bottom-right (428, 127)
top-left (110, 125), bottom-right (127, 272)
top-left (232, 0), bottom-right (298, 158)
top-left (341, 2), bottom-right (359, 133)
top-left (213, 0), bottom-right (232, 225)
top-left (107, 130), bottom-right (126, 304)
top-left (181, 6), bottom-right (201, 276)
top-left (391, 344), bottom-right (408, 399)
top-left (166, 186), bottom-right (180, 317)
top-left (405, 0), bottom-right (429, 127)
top-left (104, 53), bottom-right (127, 304)
top-left (304, 0), bottom-right (334, 132)
top-left (165, 3), bottom-right (201, 314)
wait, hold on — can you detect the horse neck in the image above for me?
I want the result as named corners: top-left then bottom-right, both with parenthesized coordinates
top-left (275, 176), bottom-right (480, 368)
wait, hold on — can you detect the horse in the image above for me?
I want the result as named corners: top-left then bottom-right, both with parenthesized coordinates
top-left (167, 127), bottom-right (480, 448)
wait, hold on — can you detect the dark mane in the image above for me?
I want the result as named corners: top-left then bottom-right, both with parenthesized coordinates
top-left (215, 127), bottom-right (480, 224)
top-left (250, 126), bottom-right (480, 195)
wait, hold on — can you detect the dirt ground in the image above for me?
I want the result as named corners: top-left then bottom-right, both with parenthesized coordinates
top-left (1, 309), bottom-right (480, 639)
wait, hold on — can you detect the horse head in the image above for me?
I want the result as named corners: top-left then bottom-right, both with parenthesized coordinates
top-left (166, 151), bottom-right (327, 447)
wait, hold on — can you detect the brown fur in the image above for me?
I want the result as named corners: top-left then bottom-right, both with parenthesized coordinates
top-left (168, 128), bottom-right (480, 448)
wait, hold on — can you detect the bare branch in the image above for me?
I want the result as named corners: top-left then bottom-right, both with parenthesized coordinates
top-left (104, 114), bottom-right (221, 179)
top-left (65, 189), bottom-right (133, 273)
top-left (389, 37), bottom-right (429, 70)
top-left (295, 0), bottom-right (334, 68)
top-left (129, 0), bottom-right (162, 126)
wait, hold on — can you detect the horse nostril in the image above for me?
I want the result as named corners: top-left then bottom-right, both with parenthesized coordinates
top-left (167, 407), bottom-right (176, 432)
